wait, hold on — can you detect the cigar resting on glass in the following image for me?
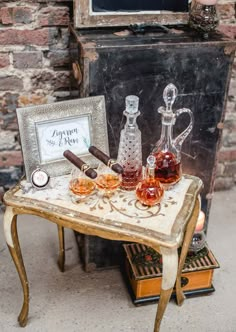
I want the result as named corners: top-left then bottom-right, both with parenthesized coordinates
top-left (88, 146), bottom-right (123, 174)
top-left (63, 150), bottom-right (97, 179)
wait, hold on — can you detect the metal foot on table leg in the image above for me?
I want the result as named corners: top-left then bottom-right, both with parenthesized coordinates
top-left (57, 225), bottom-right (65, 272)
top-left (17, 294), bottom-right (29, 327)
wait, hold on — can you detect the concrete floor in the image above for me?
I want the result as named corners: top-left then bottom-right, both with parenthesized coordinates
top-left (0, 187), bottom-right (236, 332)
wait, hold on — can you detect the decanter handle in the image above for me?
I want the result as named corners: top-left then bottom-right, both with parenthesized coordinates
top-left (163, 83), bottom-right (178, 111)
top-left (174, 108), bottom-right (194, 150)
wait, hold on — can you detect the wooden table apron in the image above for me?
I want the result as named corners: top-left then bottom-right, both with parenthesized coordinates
top-left (3, 175), bottom-right (202, 332)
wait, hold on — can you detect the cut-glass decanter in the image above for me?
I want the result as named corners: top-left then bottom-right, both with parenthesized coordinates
top-left (117, 95), bottom-right (142, 191)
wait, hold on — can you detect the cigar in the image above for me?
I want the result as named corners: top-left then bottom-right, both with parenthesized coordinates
top-left (63, 150), bottom-right (97, 179)
top-left (88, 146), bottom-right (123, 174)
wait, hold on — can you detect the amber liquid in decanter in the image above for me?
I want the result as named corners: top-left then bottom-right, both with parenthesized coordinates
top-left (136, 155), bottom-right (164, 207)
top-left (152, 83), bottom-right (193, 188)
top-left (153, 151), bottom-right (182, 185)
top-left (121, 167), bottom-right (143, 191)
top-left (117, 95), bottom-right (142, 191)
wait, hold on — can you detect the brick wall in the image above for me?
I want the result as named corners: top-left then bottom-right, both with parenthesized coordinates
top-left (0, 1), bottom-right (236, 204)
top-left (216, 0), bottom-right (236, 189)
top-left (0, 0), bottom-right (75, 203)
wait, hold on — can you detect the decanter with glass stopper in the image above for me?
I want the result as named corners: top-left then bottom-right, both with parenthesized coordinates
top-left (136, 155), bottom-right (164, 206)
top-left (117, 95), bottom-right (142, 191)
top-left (152, 83), bottom-right (193, 188)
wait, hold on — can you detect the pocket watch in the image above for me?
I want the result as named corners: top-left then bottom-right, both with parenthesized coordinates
top-left (30, 167), bottom-right (50, 189)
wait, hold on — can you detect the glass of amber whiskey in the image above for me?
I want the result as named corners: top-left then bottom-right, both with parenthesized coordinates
top-left (69, 167), bottom-right (96, 203)
top-left (95, 162), bottom-right (121, 198)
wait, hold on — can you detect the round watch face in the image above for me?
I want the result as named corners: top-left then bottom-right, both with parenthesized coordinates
top-left (31, 168), bottom-right (50, 188)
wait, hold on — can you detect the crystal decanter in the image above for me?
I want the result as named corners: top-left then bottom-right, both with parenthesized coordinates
top-left (117, 95), bottom-right (142, 191)
top-left (152, 83), bottom-right (193, 188)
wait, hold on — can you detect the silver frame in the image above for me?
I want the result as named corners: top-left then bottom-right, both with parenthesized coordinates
top-left (17, 96), bottom-right (109, 181)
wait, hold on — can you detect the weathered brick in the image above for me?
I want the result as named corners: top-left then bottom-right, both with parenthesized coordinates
top-left (222, 130), bottom-right (236, 148)
top-left (216, 162), bottom-right (225, 177)
top-left (218, 24), bottom-right (236, 39)
top-left (47, 50), bottom-right (70, 67)
top-left (224, 117), bottom-right (236, 130)
top-left (18, 94), bottom-right (53, 107)
top-left (0, 92), bottom-right (19, 111)
top-left (214, 176), bottom-right (235, 191)
top-left (31, 71), bottom-right (70, 90)
top-left (218, 3), bottom-right (235, 21)
top-left (0, 151), bottom-right (23, 167)
top-left (0, 130), bottom-right (20, 151)
top-left (0, 186), bottom-right (4, 205)
top-left (0, 167), bottom-right (23, 187)
top-left (219, 149), bottom-right (236, 162)
top-left (224, 161), bottom-right (236, 176)
top-left (26, 0), bottom-right (72, 2)
top-left (0, 7), bottom-right (13, 25)
top-left (0, 29), bottom-right (49, 46)
top-left (0, 53), bottom-right (10, 68)
top-left (0, 116), bottom-right (19, 131)
top-left (13, 51), bottom-right (43, 69)
top-left (12, 7), bottom-right (33, 24)
top-left (38, 6), bottom-right (69, 26)
top-left (0, 76), bottom-right (23, 91)
top-left (228, 77), bottom-right (236, 97)
top-left (48, 28), bottom-right (69, 50)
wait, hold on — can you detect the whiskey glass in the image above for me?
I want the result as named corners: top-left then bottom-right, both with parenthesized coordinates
top-left (95, 162), bottom-right (122, 198)
top-left (69, 167), bottom-right (96, 203)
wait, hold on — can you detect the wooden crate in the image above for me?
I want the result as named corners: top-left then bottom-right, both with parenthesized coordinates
top-left (70, 26), bottom-right (236, 229)
top-left (123, 243), bottom-right (219, 304)
top-left (70, 26), bottom-right (235, 270)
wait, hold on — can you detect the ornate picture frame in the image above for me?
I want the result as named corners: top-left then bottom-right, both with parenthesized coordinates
top-left (17, 96), bottom-right (109, 181)
top-left (74, 0), bottom-right (189, 28)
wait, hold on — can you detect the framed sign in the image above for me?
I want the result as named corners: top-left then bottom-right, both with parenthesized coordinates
top-left (74, 0), bottom-right (189, 28)
top-left (17, 96), bottom-right (109, 181)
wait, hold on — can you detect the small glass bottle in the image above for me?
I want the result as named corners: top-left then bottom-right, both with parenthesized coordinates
top-left (136, 155), bottom-right (164, 207)
top-left (117, 95), bottom-right (142, 191)
top-left (152, 84), bottom-right (193, 189)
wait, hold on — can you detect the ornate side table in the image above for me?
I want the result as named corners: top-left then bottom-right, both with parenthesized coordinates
top-left (3, 174), bottom-right (202, 332)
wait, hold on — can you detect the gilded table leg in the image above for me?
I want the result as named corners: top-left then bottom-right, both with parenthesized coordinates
top-left (153, 247), bottom-right (178, 332)
top-left (3, 206), bottom-right (29, 327)
top-left (175, 199), bottom-right (200, 306)
top-left (57, 225), bottom-right (65, 272)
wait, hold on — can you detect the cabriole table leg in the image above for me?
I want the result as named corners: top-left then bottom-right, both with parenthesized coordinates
top-left (175, 199), bottom-right (200, 306)
top-left (3, 206), bottom-right (29, 327)
top-left (153, 246), bottom-right (178, 332)
top-left (57, 225), bottom-right (65, 272)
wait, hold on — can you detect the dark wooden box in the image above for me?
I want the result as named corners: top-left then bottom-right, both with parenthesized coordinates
top-left (123, 243), bottom-right (219, 305)
top-left (70, 26), bottom-right (235, 270)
